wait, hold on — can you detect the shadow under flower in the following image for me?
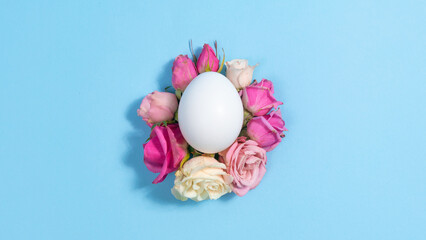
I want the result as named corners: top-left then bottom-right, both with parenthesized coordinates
top-left (157, 59), bottom-right (174, 91)
top-left (123, 97), bottom-right (152, 189)
top-left (124, 96), bottom-right (194, 206)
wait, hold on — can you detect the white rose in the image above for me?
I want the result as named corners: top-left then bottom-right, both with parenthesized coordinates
top-left (225, 59), bottom-right (258, 89)
top-left (171, 156), bottom-right (233, 202)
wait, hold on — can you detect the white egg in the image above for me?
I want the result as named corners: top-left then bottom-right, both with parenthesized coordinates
top-left (178, 72), bottom-right (244, 153)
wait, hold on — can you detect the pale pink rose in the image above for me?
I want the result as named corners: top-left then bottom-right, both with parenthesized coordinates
top-left (219, 137), bottom-right (267, 196)
top-left (172, 55), bottom-right (198, 91)
top-left (247, 109), bottom-right (287, 151)
top-left (143, 124), bottom-right (188, 184)
top-left (225, 59), bottom-right (258, 89)
top-left (241, 79), bottom-right (282, 116)
top-left (197, 44), bottom-right (219, 73)
top-left (137, 91), bottom-right (178, 126)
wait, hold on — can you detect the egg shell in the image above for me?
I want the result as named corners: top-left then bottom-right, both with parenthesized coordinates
top-left (178, 72), bottom-right (244, 153)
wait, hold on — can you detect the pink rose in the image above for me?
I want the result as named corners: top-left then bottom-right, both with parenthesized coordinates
top-left (241, 79), bottom-right (282, 116)
top-left (197, 44), bottom-right (219, 73)
top-left (253, 78), bottom-right (275, 93)
top-left (143, 124), bottom-right (188, 184)
top-left (219, 137), bottom-right (267, 196)
top-left (172, 55), bottom-right (198, 92)
top-left (137, 91), bottom-right (178, 126)
top-left (247, 109), bottom-right (287, 151)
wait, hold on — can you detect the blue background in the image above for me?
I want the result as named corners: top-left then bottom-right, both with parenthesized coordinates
top-left (1, 0), bottom-right (425, 239)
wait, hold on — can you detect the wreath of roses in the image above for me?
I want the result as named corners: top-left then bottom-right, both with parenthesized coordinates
top-left (137, 41), bottom-right (287, 202)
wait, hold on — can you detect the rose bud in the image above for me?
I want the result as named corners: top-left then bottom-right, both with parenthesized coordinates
top-left (247, 109), bottom-right (287, 151)
top-left (241, 79), bottom-right (283, 116)
top-left (137, 91), bottom-right (178, 126)
top-left (172, 55), bottom-right (198, 92)
top-left (143, 124), bottom-right (188, 184)
top-left (196, 44), bottom-right (219, 73)
top-left (225, 59), bottom-right (258, 89)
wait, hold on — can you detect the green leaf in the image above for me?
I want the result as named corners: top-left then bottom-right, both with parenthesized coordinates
top-left (217, 48), bottom-right (225, 73)
top-left (150, 123), bottom-right (158, 130)
top-left (175, 89), bottom-right (182, 100)
top-left (206, 52), bottom-right (213, 72)
top-left (174, 109), bottom-right (179, 122)
top-left (179, 152), bottom-right (191, 169)
top-left (189, 39), bottom-right (197, 65)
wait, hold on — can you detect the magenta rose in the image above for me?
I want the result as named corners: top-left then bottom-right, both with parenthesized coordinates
top-left (172, 55), bottom-right (198, 92)
top-left (241, 79), bottom-right (283, 116)
top-left (137, 91), bottom-right (178, 126)
top-left (143, 123), bottom-right (188, 184)
top-left (219, 137), bottom-right (267, 196)
top-left (197, 44), bottom-right (219, 73)
top-left (247, 108), bottom-right (287, 151)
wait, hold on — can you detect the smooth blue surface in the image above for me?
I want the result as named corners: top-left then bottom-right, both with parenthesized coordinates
top-left (1, 1), bottom-right (425, 239)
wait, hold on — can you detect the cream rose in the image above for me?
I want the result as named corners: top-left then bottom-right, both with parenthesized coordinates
top-left (171, 156), bottom-right (233, 202)
top-left (225, 59), bottom-right (258, 89)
